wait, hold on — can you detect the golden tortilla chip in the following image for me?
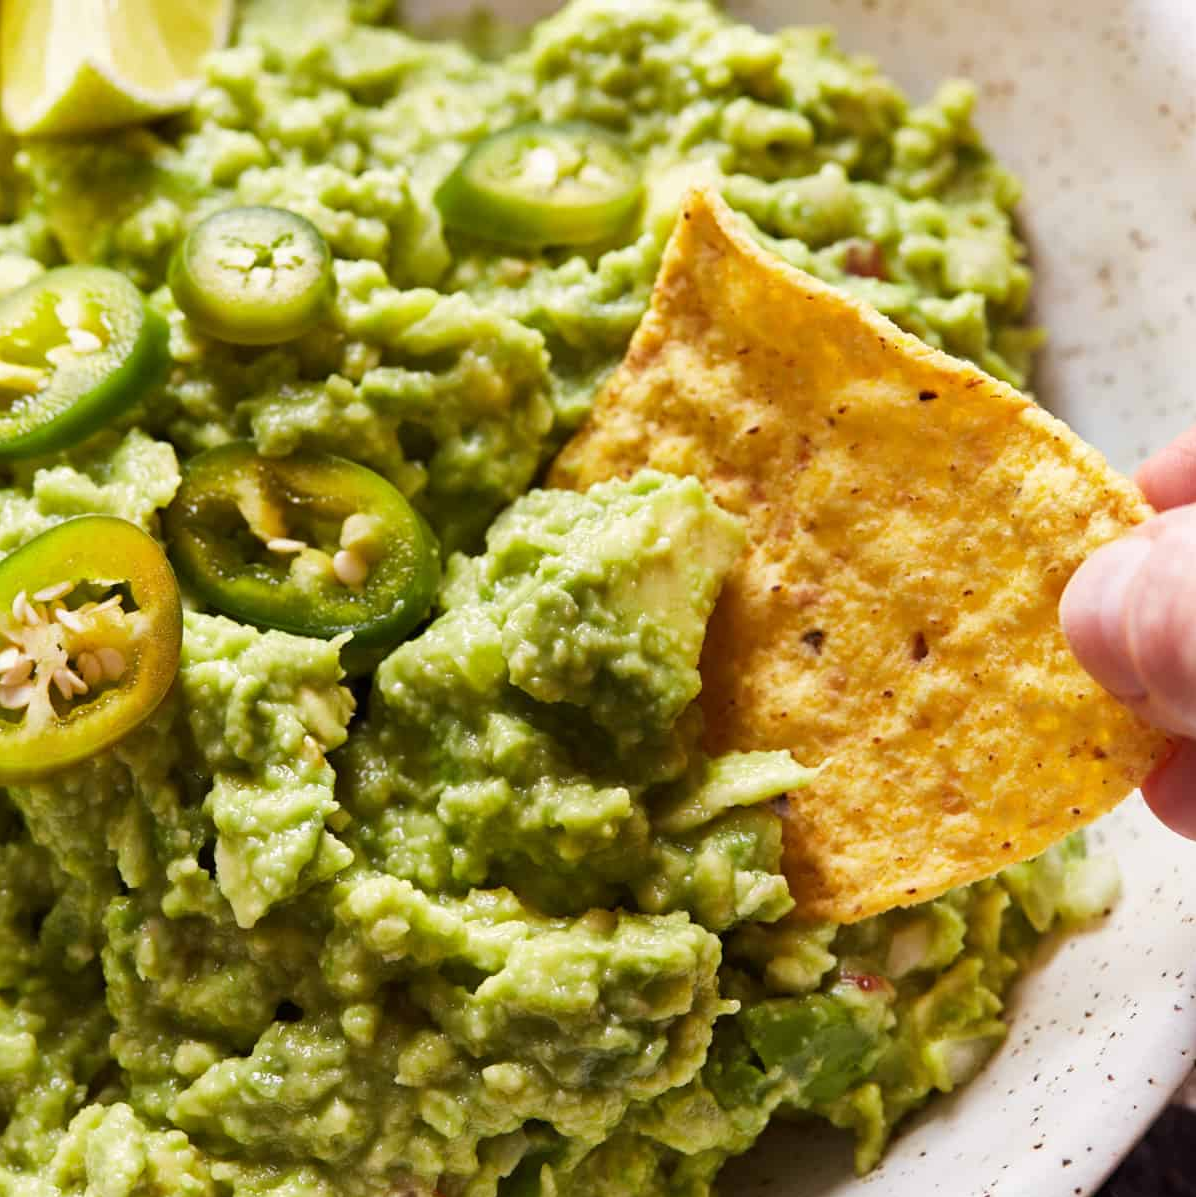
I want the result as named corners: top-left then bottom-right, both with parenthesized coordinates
top-left (551, 187), bottom-right (1170, 923)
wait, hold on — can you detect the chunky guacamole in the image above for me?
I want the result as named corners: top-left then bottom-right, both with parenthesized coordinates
top-left (0, 2), bottom-right (1116, 1195)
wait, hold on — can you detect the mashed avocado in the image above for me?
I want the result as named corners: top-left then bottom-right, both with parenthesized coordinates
top-left (0, 0), bottom-right (1037, 554)
top-left (0, 2), bottom-right (1110, 1195)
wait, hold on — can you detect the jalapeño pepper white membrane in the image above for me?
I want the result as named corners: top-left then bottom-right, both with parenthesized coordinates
top-left (0, 266), bottom-right (169, 459)
top-left (435, 121), bottom-right (644, 249)
top-left (0, 516), bottom-right (182, 783)
top-left (163, 443), bottom-right (439, 672)
top-left (168, 206), bottom-right (334, 345)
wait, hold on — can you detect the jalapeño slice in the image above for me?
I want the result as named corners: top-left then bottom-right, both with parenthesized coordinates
top-left (0, 516), bottom-right (183, 784)
top-left (169, 206), bottom-right (334, 346)
top-left (164, 444), bottom-right (439, 671)
top-left (0, 266), bottom-right (169, 460)
top-left (435, 122), bottom-right (643, 249)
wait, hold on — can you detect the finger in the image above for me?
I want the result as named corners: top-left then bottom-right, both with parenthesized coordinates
top-left (1142, 739), bottom-right (1196, 840)
top-left (1135, 424), bottom-right (1196, 511)
top-left (1121, 513), bottom-right (1196, 735)
top-left (1060, 507), bottom-right (1196, 738)
top-left (1059, 535), bottom-right (1154, 701)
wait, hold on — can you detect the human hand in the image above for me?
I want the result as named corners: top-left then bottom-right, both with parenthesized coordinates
top-left (1060, 426), bottom-right (1196, 839)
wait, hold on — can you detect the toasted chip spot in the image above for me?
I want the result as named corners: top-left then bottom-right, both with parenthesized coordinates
top-left (551, 187), bottom-right (1169, 922)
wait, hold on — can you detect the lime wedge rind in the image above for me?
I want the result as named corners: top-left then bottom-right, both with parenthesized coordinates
top-left (1, 0), bottom-right (234, 138)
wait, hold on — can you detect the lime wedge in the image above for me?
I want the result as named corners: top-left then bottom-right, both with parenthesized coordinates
top-left (1, 0), bottom-right (234, 137)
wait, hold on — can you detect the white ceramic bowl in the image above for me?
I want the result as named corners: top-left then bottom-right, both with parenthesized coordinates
top-left (413, 1), bottom-right (1196, 1192)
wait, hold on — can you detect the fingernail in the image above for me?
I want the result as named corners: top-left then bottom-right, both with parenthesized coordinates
top-left (1061, 536), bottom-right (1154, 699)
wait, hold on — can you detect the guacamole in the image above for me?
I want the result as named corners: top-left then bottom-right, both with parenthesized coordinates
top-left (0, 2), bottom-right (1113, 1196)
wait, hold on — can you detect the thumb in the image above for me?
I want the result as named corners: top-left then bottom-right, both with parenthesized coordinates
top-left (1060, 505), bottom-right (1196, 739)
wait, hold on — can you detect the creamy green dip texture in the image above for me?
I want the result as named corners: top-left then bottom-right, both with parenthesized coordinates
top-left (0, 2), bottom-right (1112, 1195)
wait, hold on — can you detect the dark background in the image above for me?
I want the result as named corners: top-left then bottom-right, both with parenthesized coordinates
top-left (1097, 1106), bottom-right (1196, 1196)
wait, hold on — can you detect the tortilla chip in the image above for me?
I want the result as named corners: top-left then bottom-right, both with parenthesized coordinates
top-left (550, 187), bottom-right (1170, 923)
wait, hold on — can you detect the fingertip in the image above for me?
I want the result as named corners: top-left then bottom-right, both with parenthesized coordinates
top-left (1142, 738), bottom-right (1196, 841)
top-left (1135, 425), bottom-right (1196, 511)
top-left (1122, 513), bottom-right (1196, 737)
top-left (1059, 537), bottom-right (1153, 701)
